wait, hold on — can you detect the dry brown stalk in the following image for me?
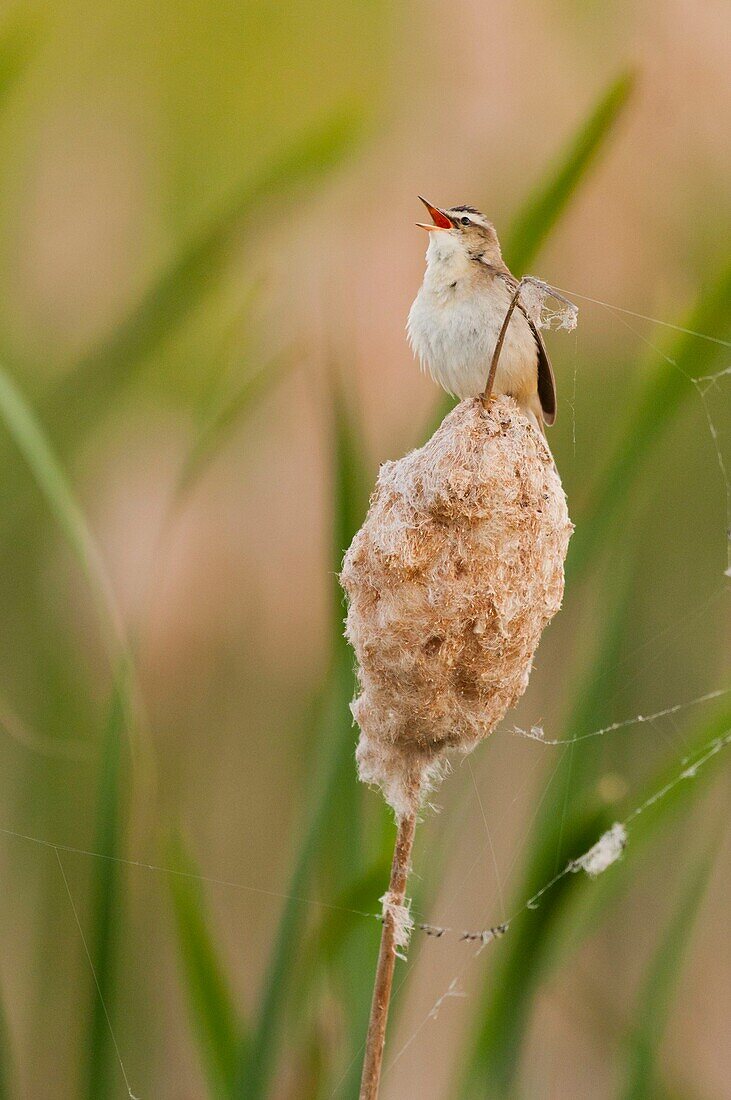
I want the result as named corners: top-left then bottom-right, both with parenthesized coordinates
top-left (359, 812), bottom-right (416, 1100)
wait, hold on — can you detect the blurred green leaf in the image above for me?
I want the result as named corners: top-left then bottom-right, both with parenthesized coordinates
top-left (459, 563), bottom-right (635, 1096)
top-left (622, 844), bottom-right (716, 1100)
top-left (298, 862), bottom-right (385, 987)
top-left (322, 374), bottom-right (380, 1097)
top-left (324, 370), bottom-right (371, 873)
top-left (47, 107), bottom-right (363, 447)
top-left (83, 671), bottom-right (128, 1100)
top-left (327, 834), bottom-right (389, 1100)
top-left (462, 695), bottom-right (731, 1099)
top-left (505, 69), bottom-right (636, 273)
top-left (0, 364), bottom-right (125, 658)
top-left (571, 701), bottom-right (731, 941)
top-left (289, 856), bottom-right (388, 1088)
top-left (458, 804), bottom-right (611, 1099)
top-left (503, 701), bottom-right (731, 1005)
top-left (568, 261), bottom-right (731, 583)
top-left (553, 560), bottom-right (637, 866)
top-left (167, 831), bottom-right (240, 1098)
top-left (235, 672), bottom-right (352, 1100)
top-left (236, 375), bottom-right (371, 1099)
top-left (173, 346), bottom-right (297, 508)
top-left (0, 18), bottom-right (78, 1094)
top-left (0, 363), bottom-right (139, 778)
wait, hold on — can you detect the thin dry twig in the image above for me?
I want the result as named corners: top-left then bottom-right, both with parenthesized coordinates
top-left (360, 813), bottom-right (416, 1100)
top-left (481, 283), bottom-right (524, 405)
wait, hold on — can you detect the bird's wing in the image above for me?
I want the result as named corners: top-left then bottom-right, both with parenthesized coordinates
top-left (523, 315), bottom-right (556, 426)
top-left (492, 268), bottom-right (557, 427)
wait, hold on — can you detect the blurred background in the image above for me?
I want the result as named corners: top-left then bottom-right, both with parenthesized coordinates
top-left (0, 1), bottom-right (729, 1097)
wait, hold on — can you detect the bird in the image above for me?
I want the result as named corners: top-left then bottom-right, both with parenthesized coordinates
top-left (407, 197), bottom-right (556, 432)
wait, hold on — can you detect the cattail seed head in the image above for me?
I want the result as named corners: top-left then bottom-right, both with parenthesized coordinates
top-left (341, 396), bottom-right (572, 817)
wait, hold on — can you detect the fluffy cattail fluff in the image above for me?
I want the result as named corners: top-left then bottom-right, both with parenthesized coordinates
top-left (341, 396), bottom-right (572, 817)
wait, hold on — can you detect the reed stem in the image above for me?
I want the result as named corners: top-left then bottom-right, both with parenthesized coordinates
top-left (359, 812), bottom-right (417, 1100)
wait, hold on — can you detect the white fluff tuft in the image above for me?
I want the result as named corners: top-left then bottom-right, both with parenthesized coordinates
top-left (573, 823), bottom-right (627, 877)
top-left (380, 890), bottom-right (414, 954)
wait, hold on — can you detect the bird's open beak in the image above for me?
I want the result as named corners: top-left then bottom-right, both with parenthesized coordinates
top-left (416, 196), bottom-right (452, 231)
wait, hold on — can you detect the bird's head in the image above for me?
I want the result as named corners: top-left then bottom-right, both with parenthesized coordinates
top-left (416, 197), bottom-right (502, 265)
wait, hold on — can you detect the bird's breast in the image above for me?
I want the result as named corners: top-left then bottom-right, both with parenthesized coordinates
top-left (407, 278), bottom-right (537, 401)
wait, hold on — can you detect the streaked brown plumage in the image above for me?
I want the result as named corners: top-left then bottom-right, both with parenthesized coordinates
top-left (407, 198), bottom-right (556, 431)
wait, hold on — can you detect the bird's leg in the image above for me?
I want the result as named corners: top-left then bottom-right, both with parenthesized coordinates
top-left (481, 278), bottom-right (525, 409)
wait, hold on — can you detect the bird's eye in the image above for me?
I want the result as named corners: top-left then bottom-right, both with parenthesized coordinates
top-left (460, 216), bottom-right (471, 226)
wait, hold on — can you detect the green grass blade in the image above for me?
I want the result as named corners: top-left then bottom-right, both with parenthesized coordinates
top-left (462, 695), bottom-right (731, 1099)
top-left (174, 347), bottom-right (296, 507)
top-left (459, 565), bottom-right (635, 1096)
top-left (622, 847), bottom-right (716, 1100)
top-left (514, 698), bottom-right (731, 1002)
top-left (288, 856), bottom-right (388, 1089)
top-left (505, 69), bottom-right (635, 273)
top-left (568, 261), bottom-right (731, 583)
top-left (47, 107), bottom-right (362, 447)
top-left (167, 831), bottom-right (240, 1098)
top-left (319, 375), bottom-right (379, 1097)
top-left (234, 674), bottom-right (351, 1100)
top-left (572, 701), bottom-right (731, 941)
top-left (458, 803), bottom-right (611, 1099)
top-left (0, 364), bottom-right (125, 660)
top-left (0, 364), bottom-right (145, 775)
top-left (298, 862), bottom-right (386, 989)
top-left (83, 670), bottom-right (128, 1100)
top-left (324, 370), bottom-right (371, 865)
top-left (236, 377), bottom-right (371, 1099)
